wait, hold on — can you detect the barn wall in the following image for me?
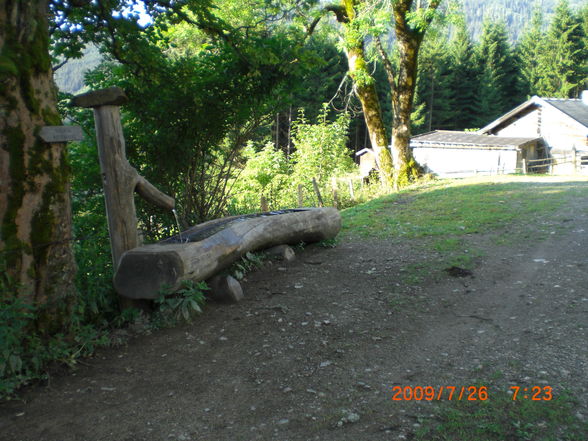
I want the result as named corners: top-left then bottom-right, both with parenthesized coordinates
top-left (539, 105), bottom-right (588, 155)
top-left (493, 105), bottom-right (587, 155)
top-left (359, 151), bottom-right (376, 177)
top-left (492, 108), bottom-right (541, 138)
top-left (489, 104), bottom-right (588, 174)
top-left (412, 148), bottom-right (519, 177)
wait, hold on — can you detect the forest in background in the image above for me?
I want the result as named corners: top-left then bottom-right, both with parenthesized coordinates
top-left (54, 0), bottom-right (587, 96)
top-left (1, 0), bottom-right (587, 397)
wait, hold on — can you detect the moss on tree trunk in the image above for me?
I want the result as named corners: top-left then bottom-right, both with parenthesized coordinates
top-left (0, 1), bottom-right (77, 334)
top-left (389, 1), bottom-right (432, 189)
top-left (340, 0), bottom-right (394, 187)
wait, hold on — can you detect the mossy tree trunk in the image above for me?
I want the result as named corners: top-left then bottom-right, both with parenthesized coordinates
top-left (330, 0), bottom-right (394, 186)
top-left (390, 13), bottom-right (422, 189)
top-left (378, 0), bottom-right (441, 189)
top-left (0, 1), bottom-right (77, 332)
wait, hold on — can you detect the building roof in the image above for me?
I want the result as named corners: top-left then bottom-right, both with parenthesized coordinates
top-left (355, 148), bottom-right (373, 157)
top-left (410, 130), bottom-right (539, 150)
top-left (478, 95), bottom-right (588, 135)
top-left (544, 99), bottom-right (588, 128)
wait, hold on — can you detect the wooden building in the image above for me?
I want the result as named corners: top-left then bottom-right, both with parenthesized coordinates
top-left (478, 92), bottom-right (588, 174)
top-left (355, 148), bottom-right (377, 177)
top-left (410, 131), bottom-right (541, 177)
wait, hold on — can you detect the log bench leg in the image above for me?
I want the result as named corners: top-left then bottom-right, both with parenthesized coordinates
top-left (207, 275), bottom-right (244, 303)
top-left (264, 245), bottom-right (296, 262)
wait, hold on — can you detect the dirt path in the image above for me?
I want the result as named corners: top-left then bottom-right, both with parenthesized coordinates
top-left (1, 189), bottom-right (587, 441)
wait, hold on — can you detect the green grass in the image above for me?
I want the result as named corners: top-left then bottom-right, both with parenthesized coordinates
top-left (341, 176), bottom-right (588, 281)
top-left (341, 176), bottom-right (588, 240)
top-left (415, 388), bottom-right (588, 441)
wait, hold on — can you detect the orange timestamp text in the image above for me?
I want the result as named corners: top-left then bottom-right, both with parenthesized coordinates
top-left (391, 386), bottom-right (489, 401)
top-left (510, 386), bottom-right (552, 401)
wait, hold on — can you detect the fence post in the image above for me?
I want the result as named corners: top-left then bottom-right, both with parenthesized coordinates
top-left (331, 178), bottom-right (339, 209)
top-left (297, 184), bottom-right (304, 208)
top-left (260, 195), bottom-right (269, 212)
top-left (347, 178), bottom-right (355, 201)
top-left (573, 148), bottom-right (577, 174)
top-left (312, 177), bottom-right (324, 207)
top-left (522, 158), bottom-right (527, 175)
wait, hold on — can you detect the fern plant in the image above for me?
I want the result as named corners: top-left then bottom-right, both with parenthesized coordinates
top-left (155, 280), bottom-right (208, 324)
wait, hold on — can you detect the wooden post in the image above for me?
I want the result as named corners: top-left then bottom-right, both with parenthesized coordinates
top-left (522, 158), bottom-right (527, 175)
top-left (348, 178), bottom-right (355, 201)
top-left (297, 184), bottom-right (304, 208)
top-left (573, 148), bottom-right (577, 174)
top-left (312, 177), bottom-right (324, 207)
top-left (260, 195), bottom-right (269, 212)
top-left (264, 244), bottom-right (296, 261)
top-left (71, 87), bottom-right (175, 270)
top-left (331, 178), bottom-right (339, 209)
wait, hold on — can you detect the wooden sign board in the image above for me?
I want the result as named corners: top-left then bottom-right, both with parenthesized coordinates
top-left (39, 126), bottom-right (83, 143)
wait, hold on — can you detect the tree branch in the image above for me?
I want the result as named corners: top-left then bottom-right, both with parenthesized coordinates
top-left (324, 5), bottom-right (349, 23)
top-left (375, 36), bottom-right (396, 90)
top-left (52, 59), bottom-right (68, 72)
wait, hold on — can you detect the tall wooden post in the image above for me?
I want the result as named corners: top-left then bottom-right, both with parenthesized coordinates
top-left (348, 178), bottom-right (355, 201)
top-left (297, 184), bottom-right (304, 208)
top-left (260, 195), bottom-right (269, 212)
top-left (331, 178), bottom-right (339, 209)
top-left (71, 87), bottom-right (175, 270)
top-left (312, 178), bottom-right (324, 207)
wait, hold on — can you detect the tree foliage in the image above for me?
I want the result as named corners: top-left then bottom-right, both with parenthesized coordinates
top-left (231, 108), bottom-right (355, 212)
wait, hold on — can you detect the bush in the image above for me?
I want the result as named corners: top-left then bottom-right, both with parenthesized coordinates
top-left (229, 106), bottom-right (358, 213)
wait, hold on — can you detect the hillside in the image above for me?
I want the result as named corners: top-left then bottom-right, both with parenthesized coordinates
top-left (53, 44), bottom-right (102, 95)
top-left (463, 0), bottom-right (586, 40)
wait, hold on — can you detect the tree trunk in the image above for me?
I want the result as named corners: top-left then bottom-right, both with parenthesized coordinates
top-left (390, 3), bottom-right (426, 189)
top-left (340, 0), bottom-right (393, 186)
top-left (0, 1), bottom-right (77, 332)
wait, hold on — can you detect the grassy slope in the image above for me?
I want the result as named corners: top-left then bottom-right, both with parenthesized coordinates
top-left (342, 175), bottom-right (588, 240)
top-left (340, 175), bottom-right (588, 441)
top-left (341, 175), bottom-right (588, 283)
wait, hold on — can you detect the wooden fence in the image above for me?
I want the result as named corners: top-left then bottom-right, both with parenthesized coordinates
top-left (523, 150), bottom-right (585, 174)
top-left (260, 176), bottom-right (366, 212)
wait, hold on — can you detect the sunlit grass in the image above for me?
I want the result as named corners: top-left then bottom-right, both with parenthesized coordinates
top-left (341, 175), bottom-right (588, 240)
top-left (341, 174), bottom-right (588, 285)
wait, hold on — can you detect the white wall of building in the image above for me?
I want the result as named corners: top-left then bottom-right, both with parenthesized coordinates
top-left (412, 148), bottom-right (519, 177)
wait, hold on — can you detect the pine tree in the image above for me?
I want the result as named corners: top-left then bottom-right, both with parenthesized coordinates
top-left (414, 35), bottom-right (456, 133)
top-left (447, 23), bottom-right (480, 129)
top-left (517, 7), bottom-right (546, 97)
top-left (475, 20), bottom-right (520, 125)
top-left (537, 0), bottom-right (586, 98)
top-left (581, 3), bottom-right (588, 92)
